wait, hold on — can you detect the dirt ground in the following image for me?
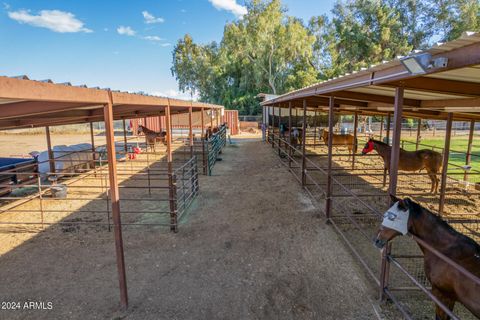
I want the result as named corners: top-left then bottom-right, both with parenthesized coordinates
top-left (0, 137), bottom-right (387, 320)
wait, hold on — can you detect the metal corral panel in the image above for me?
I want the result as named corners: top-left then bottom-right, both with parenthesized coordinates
top-left (131, 109), bottom-right (240, 135)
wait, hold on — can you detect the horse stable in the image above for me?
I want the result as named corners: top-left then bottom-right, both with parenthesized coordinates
top-left (0, 75), bottom-right (226, 310)
top-left (262, 32), bottom-right (480, 319)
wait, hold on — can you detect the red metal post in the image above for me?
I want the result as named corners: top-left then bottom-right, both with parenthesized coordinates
top-left (188, 104), bottom-right (194, 158)
top-left (166, 100), bottom-right (178, 232)
top-left (45, 126), bottom-right (55, 174)
top-left (201, 107), bottom-right (206, 175)
top-left (438, 113), bottom-right (453, 216)
top-left (325, 97), bottom-right (335, 219)
top-left (272, 106), bottom-right (276, 148)
top-left (415, 118), bottom-right (422, 151)
top-left (383, 112), bottom-right (391, 187)
top-left (301, 100), bottom-right (307, 186)
top-left (313, 110), bottom-right (317, 149)
top-left (210, 108), bottom-right (214, 129)
top-left (288, 102), bottom-right (292, 168)
top-left (90, 122), bottom-right (96, 171)
top-left (278, 104), bottom-right (282, 156)
top-left (381, 87), bottom-right (404, 301)
top-left (464, 120), bottom-right (475, 182)
top-left (104, 91), bottom-right (128, 309)
top-left (122, 119), bottom-right (128, 154)
top-left (352, 112), bottom-right (358, 170)
top-left (388, 88), bottom-right (404, 197)
top-left (379, 116), bottom-right (384, 140)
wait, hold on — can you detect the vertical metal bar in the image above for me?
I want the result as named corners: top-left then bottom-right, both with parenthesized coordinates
top-left (288, 102), bottom-right (292, 168)
top-left (352, 112), bottom-right (358, 170)
top-left (380, 87), bottom-right (404, 301)
top-left (439, 113), bottom-right (453, 215)
top-left (104, 91), bottom-right (128, 310)
top-left (325, 97), bottom-right (335, 219)
top-left (210, 108), bottom-right (214, 129)
top-left (301, 100), bottom-right (307, 185)
top-left (37, 175), bottom-right (44, 228)
top-left (379, 116), bottom-right (384, 140)
top-left (313, 110), bottom-right (317, 149)
top-left (415, 119), bottom-right (422, 151)
top-left (388, 88), bottom-right (404, 197)
top-left (166, 100), bottom-right (178, 232)
top-left (90, 122), bottom-right (96, 172)
top-left (278, 105), bottom-right (282, 156)
top-left (383, 112), bottom-right (391, 187)
top-left (272, 106), bottom-right (276, 148)
top-left (464, 120), bottom-right (475, 182)
top-left (201, 108), bottom-right (206, 175)
top-left (122, 119), bottom-right (128, 154)
top-left (45, 126), bottom-right (55, 174)
top-left (143, 117), bottom-right (148, 151)
top-left (189, 104), bottom-right (194, 158)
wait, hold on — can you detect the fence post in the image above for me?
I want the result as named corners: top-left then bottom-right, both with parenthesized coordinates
top-left (352, 112), bottom-right (358, 170)
top-left (383, 112), bottom-right (391, 187)
top-left (272, 106), bottom-right (276, 148)
top-left (415, 119), bottom-right (422, 151)
top-left (313, 110), bottom-right (317, 149)
top-left (379, 116), bottom-right (384, 140)
top-left (166, 99), bottom-right (178, 233)
top-left (104, 91), bottom-right (128, 310)
top-left (439, 113), bottom-right (453, 216)
top-left (464, 120), bottom-right (475, 182)
top-left (201, 108), bottom-right (207, 175)
top-left (45, 126), bottom-right (55, 174)
top-left (278, 104), bottom-right (282, 157)
top-left (325, 97), bottom-right (335, 219)
top-left (301, 100), bottom-right (307, 186)
top-left (380, 87), bottom-right (404, 301)
top-left (288, 102), bottom-right (293, 168)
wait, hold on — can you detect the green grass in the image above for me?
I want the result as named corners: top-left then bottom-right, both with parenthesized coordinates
top-left (401, 136), bottom-right (480, 175)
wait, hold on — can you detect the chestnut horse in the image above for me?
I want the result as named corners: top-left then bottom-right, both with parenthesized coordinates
top-left (321, 129), bottom-right (357, 160)
top-left (375, 196), bottom-right (480, 320)
top-left (362, 139), bottom-right (442, 194)
top-left (137, 125), bottom-right (167, 152)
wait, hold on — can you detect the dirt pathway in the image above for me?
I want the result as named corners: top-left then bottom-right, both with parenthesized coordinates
top-left (0, 139), bottom-right (381, 320)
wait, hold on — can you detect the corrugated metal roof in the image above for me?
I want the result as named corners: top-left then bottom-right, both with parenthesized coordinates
top-left (263, 31), bottom-right (480, 105)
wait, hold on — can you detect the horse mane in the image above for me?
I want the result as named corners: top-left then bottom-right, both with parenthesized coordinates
top-left (371, 139), bottom-right (389, 147)
top-left (406, 198), bottom-right (480, 250)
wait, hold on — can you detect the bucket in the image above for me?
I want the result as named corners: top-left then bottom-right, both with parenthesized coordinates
top-left (51, 184), bottom-right (67, 198)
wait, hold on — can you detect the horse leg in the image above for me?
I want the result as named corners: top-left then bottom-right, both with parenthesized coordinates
top-left (432, 286), bottom-right (455, 320)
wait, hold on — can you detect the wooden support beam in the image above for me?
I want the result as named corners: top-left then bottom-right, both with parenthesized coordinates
top-left (104, 91), bottom-right (128, 310)
top-left (383, 77), bottom-right (480, 97)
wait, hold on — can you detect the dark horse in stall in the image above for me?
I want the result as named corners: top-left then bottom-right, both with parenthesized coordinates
top-left (362, 139), bottom-right (442, 194)
top-left (137, 125), bottom-right (167, 152)
top-left (374, 196), bottom-right (480, 320)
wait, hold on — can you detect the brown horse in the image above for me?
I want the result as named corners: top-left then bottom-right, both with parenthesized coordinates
top-left (137, 125), bottom-right (167, 152)
top-left (321, 129), bottom-right (357, 160)
top-left (374, 196), bottom-right (480, 320)
top-left (362, 139), bottom-right (442, 194)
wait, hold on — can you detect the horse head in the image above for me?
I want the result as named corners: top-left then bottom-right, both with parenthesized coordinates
top-left (374, 196), bottom-right (414, 249)
top-left (361, 139), bottom-right (375, 155)
top-left (137, 125), bottom-right (144, 135)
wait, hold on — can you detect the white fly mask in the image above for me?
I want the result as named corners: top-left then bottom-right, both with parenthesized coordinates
top-left (292, 129), bottom-right (299, 138)
top-left (381, 201), bottom-right (410, 235)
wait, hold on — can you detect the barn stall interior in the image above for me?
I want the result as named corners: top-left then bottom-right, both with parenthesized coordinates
top-left (0, 75), bottom-right (226, 309)
top-left (262, 32), bottom-right (480, 319)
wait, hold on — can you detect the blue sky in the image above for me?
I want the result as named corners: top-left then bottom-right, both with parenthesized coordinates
top-left (0, 0), bottom-right (336, 99)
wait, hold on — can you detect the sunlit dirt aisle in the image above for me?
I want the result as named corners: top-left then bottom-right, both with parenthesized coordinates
top-left (0, 139), bottom-right (381, 320)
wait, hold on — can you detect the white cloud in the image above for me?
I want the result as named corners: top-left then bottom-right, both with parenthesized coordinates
top-left (7, 9), bottom-right (92, 33)
top-left (208, 0), bottom-right (247, 17)
top-left (160, 42), bottom-right (171, 47)
top-left (117, 26), bottom-right (135, 36)
top-left (142, 11), bottom-right (164, 24)
top-left (143, 35), bottom-right (163, 42)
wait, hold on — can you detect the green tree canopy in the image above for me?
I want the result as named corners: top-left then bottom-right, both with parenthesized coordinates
top-left (171, 0), bottom-right (480, 115)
